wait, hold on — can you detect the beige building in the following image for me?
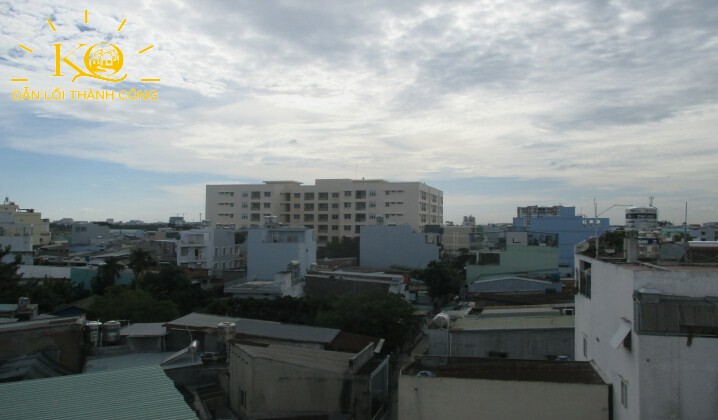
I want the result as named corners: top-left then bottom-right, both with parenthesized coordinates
top-left (206, 179), bottom-right (443, 246)
top-left (0, 199), bottom-right (51, 246)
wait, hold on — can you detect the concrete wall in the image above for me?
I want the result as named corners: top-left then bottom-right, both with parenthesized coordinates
top-left (17, 265), bottom-right (71, 279)
top-left (71, 223), bottom-right (111, 245)
top-left (229, 347), bottom-right (348, 418)
top-left (466, 246), bottom-right (558, 281)
top-left (638, 335), bottom-right (718, 420)
top-left (399, 374), bottom-right (609, 420)
top-left (360, 225), bottom-right (440, 269)
top-left (247, 228), bottom-right (316, 281)
top-left (427, 328), bottom-right (574, 360)
top-left (468, 277), bottom-right (561, 293)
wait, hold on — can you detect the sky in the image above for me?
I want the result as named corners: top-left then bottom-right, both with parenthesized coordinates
top-left (1, 0), bottom-right (716, 225)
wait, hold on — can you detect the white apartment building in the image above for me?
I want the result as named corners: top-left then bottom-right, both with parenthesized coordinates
top-left (206, 179), bottom-right (443, 246)
top-left (574, 251), bottom-right (718, 420)
top-left (176, 228), bottom-right (240, 276)
top-left (0, 198), bottom-right (51, 246)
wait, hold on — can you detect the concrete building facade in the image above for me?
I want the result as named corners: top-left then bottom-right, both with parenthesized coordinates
top-left (513, 205), bottom-right (608, 277)
top-left (206, 179), bottom-right (443, 246)
top-left (0, 199), bottom-right (51, 246)
top-left (246, 226), bottom-right (316, 281)
top-left (70, 222), bottom-right (111, 245)
top-left (359, 224), bottom-right (440, 269)
top-left (177, 228), bottom-right (240, 276)
top-left (574, 253), bottom-right (718, 420)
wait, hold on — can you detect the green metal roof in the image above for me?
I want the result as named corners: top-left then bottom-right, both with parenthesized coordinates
top-left (0, 365), bottom-right (197, 419)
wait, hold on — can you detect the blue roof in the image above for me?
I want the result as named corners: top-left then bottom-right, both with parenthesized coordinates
top-left (0, 365), bottom-right (197, 419)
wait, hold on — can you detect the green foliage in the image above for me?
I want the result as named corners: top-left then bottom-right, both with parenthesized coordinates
top-left (137, 265), bottom-right (209, 315)
top-left (0, 246), bottom-right (23, 302)
top-left (234, 231), bottom-right (247, 245)
top-left (413, 260), bottom-right (463, 308)
top-left (204, 293), bottom-right (419, 351)
top-left (315, 291), bottom-right (421, 351)
top-left (128, 248), bottom-right (156, 280)
top-left (89, 286), bottom-right (180, 322)
top-left (91, 257), bottom-right (123, 295)
top-left (319, 236), bottom-right (359, 259)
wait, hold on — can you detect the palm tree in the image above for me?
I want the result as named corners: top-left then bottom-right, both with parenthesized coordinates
top-left (91, 256), bottom-right (123, 295)
top-left (128, 247), bottom-right (156, 286)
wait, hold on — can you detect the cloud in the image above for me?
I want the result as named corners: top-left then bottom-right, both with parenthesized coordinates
top-left (1, 0), bottom-right (717, 223)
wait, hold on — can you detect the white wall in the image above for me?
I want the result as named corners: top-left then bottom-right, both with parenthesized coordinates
top-left (399, 375), bottom-right (609, 420)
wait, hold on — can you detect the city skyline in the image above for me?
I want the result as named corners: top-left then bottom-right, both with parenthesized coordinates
top-left (2, 1), bottom-right (716, 225)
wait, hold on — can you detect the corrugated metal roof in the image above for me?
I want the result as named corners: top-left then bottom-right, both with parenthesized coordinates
top-left (237, 344), bottom-right (353, 374)
top-left (121, 322), bottom-right (167, 337)
top-left (164, 312), bottom-right (239, 330)
top-left (235, 318), bottom-right (340, 344)
top-left (452, 315), bottom-right (574, 331)
top-left (0, 365), bottom-right (197, 419)
top-left (637, 293), bottom-right (718, 334)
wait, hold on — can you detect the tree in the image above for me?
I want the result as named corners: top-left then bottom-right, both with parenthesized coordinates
top-left (0, 246), bottom-right (23, 303)
top-left (413, 260), bottom-right (463, 310)
top-left (89, 286), bottom-right (179, 322)
top-left (128, 248), bottom-right (156, 284)
top-left (319, 236), bottom-right (359, 259)
top-left (315, 292), bottom-right (421, 351)
top-left (91, 257), bottom-right (123, 295)
top-left (138, 265), bottom-right (206, 315)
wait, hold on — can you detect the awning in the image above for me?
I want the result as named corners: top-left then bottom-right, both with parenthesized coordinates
top-left (610, 319), bottom-right (632, 349)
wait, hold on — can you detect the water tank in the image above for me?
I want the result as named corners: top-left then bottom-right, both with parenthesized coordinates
top-left (86, 321), bottom-right (102, 347)
top-left (429, 312), bottom-right (451, 329)
top-left (102, 320), bottom-right (122, 345)
top-left (625, 206), bottom-right (658, 232)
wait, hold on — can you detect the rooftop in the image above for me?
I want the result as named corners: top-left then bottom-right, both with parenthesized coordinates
top-left (164, 312), bottom-right (239, 331)
top-left (236, 343), bottom-right (355, 374)
top-left (451, 315), bottom-right (574, 331)
top-left (636, 293), bottom-right (718, 336)
top-left (403, 357), bottom-right (606, 385)
top-left (120, 322), bottom-right (167, 337)
top-left (235, 318), bottom-right (340, 344)
top-left (0, 365), bottom-right (197, 419)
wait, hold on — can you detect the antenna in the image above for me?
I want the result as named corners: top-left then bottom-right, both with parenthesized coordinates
top-left (649, 196), bottom-right (654, 207)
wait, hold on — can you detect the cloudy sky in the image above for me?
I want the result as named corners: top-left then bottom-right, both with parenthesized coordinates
top-left (1, 0), bottom-right (716, 225)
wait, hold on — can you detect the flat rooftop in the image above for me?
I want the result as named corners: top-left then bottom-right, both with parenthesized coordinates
top-left (403, 357), bottom-right (606, 385)
top-left (451, 315), bottom-right (574, 331)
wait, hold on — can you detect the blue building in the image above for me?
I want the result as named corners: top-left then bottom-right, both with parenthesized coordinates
top-left (360, 224), bottom-right (440, 269)
top-left (246, 226), bottom-right (316, 281)
top-left (513, 206), bottom-right (608, 277)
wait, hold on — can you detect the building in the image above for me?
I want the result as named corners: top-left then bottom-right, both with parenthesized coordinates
top-left (360, 224), bottom-right (440, 269)
top-left (304, 270), bottom-right (407, 298)
top-left (246, 226), bottom-right (316, 281)
top-left (70, 222), bottom-right (111, 245)
top-left (228, 342), bottom-right (388, 419)
top-left (0, 198), bottom-right (51, 246)
top-left (0, 223), bottom-right (33, 264)
top-left (426, 306), bottom-right (575, 360)
top-left (660, 224), bottom-right (716, 242)
top-left (442, 224), bottom-right (476, 254)
top-left (466, 232), bottom-right (560, 283)
top-left (206, 179), bottom-right (443, 246)
top-left (513, 205), bottom-right (608, 277)
top-left (399, 356), bottom-right (609, 420)
top-left (574, 246), bottom-right (718, 419)
top-left (177, 228), bottom-right (240, 276)
top-left (0, 365), bottom-right (197, 419)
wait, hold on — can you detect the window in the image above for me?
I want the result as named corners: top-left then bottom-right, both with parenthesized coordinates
top-left (620, 379), bottom-right (628, 409)
top-left (344, 214), bottom-right (352, 220)
top-left (318, 203), bottom-right (328, 211)
top-left (420, 203), bottom-right (427, 211)
top-left (356, 202), bottom-right (366, 210)
top-left (343, 225), bottom-right (352, 231)
top-left (293, 193), bottom-right (301, 198)
top-left (331, 203), bottom-right (339, 209)
top-left (304, 203), bottom-right (314, 211)
top-left (331, 225), bottom-right (339, 231)
top-left (369, 190), bottom-right (376, 196)
top-left (343, 202), bottom-right (352, 209)
top-left (304, 214), bottom-right (314, 222)
top-left (304, 192), bottom-right (314, 200)
top-left (369, 202), bottom-right (376, 208)
top-left (331, 214), bottom-right (339, 220)
top-left (331, 192), bottom-right (339, 198)
top-left (263, 203), bottom-right (271, 209)
top-left (251, 191), bottom-right (260, 199)
top-left (318, 214), bottom-right (328, 222)
top-left (355, 214), bottom-right (366, 222)
top-left (293, 214), bottom-right (300, 220)
top-left (344, 191), bottom-right (352, 197)
top-left (241, 192), bottom-right (248, 198)
top-left (583, 336), bottom-right (588, 358)
top-left (251, 203), bottom-right (260, 210)
top-left (318, 192), bottom-right (328, 200)
top-left (579, 260), bottom-right (592, 298)
top-left (355, 190), bottom-right (366, 199)
top-left (264, 191), bottom-right (271, 197)
top-left (293, 203), bottom-right (300, 209)
top-left (241, 203), bottom-right (248, 208)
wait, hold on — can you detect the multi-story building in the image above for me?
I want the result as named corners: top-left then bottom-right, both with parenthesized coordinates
top-left (574, 243), bottom-right (718, 420)
top-left (176, 228), bottom-right (240, 276)
top-left (206, 179), bottom-right (443, 246)
top-left (513, 205), bottom-right (609, 277)
top-left (0, 198), bottom-right (51, 246)
top-left (246, 226), bottom-right (316, 281)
